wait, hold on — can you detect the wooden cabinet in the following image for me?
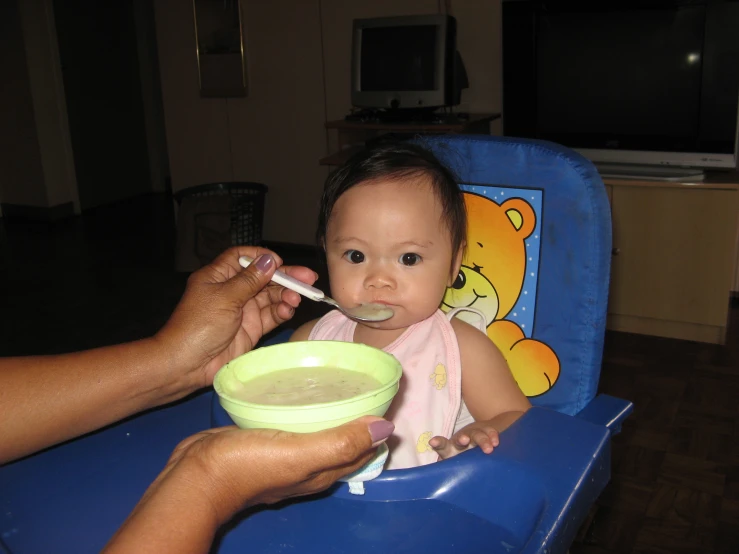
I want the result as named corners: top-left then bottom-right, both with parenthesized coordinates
top-left (604, 176), bottom-right (739, 344)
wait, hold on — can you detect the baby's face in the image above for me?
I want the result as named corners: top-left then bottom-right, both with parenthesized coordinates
top-left (325, 178), bottom-right (460, 331)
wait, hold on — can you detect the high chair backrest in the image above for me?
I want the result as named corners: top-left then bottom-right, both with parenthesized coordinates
top-left (418, 134), bottom-right (611, 415)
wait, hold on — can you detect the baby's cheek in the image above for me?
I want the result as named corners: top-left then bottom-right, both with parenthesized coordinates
top-left (412, 290), bottom-right (447, 318)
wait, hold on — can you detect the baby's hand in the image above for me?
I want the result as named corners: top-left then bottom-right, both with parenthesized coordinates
top-left (429, 421), bottom-right (500, 460)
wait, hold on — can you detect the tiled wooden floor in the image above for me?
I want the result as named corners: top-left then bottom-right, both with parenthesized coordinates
top-left (1, 193), bottom-right (737, 553)
top-left (571, 309), bottom-right (739, 554)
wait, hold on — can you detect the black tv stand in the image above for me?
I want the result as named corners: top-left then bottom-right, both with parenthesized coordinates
top-left (345, 107), bottom-right (463, 125)
top-left (377, 108), bottom-right (439, 123)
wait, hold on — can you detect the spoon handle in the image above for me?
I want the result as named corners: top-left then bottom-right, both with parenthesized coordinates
top-left (238, 255), bottom-right (326, 302)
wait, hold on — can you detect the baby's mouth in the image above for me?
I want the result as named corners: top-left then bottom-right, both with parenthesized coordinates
top-left (367, 299), bottom-right (393, 306)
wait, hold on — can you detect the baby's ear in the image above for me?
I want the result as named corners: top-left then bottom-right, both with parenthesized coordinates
top-left (448, 242), bottom-right (466, 286)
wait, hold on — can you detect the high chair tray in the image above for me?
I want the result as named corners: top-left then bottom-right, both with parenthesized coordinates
top-left (212, 398), bottom-right (611, 554)
top-left (1, 389), bottom-right (611, 554)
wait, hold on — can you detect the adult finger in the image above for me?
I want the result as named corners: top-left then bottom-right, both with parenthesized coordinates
top-left (297, 417), bottom-right (394, 476)
top-left (257, 264), bottom-right (318, 309)
top-left (280, 265), bottom-right (319, 287)
top-left (193, 247), bottom-right (283, 283)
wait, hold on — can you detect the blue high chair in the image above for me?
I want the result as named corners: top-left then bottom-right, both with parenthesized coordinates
top-left (0, 135), bottom-right (632, 554)
top-left (208, 134), bottom-right (634, 552)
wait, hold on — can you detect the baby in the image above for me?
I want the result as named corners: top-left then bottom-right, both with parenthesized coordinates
top-left (291, 142), bottom-right (531, 469)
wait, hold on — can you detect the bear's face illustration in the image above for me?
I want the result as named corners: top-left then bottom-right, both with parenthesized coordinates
top-left (442, 193), bottom-right (536, 328)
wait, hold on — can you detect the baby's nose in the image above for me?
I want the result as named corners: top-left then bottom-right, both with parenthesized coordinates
top-left (364, 263), bottom-right (395, 289)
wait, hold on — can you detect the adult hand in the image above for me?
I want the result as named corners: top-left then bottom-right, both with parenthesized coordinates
top-left (103, 417), bottom-right (395, 554)
top-left (0, 246), bottom-right (319, 465)
top-left (156, 246), bottom-right (318, 389)
top-left (169, 416), bottom-right (395, 515)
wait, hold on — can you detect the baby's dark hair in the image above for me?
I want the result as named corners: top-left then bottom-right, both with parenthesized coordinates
top-left (316, 142), bottom-right (467, 254)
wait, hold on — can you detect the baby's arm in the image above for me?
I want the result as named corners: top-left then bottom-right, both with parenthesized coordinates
top-left (429, 318), bottom-right (531, 459)
top-left (288, 319), bottom-right (319, 342)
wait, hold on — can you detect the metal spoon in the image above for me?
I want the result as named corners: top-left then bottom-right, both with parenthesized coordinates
top-left (238, 255), bottom-right (394, 323)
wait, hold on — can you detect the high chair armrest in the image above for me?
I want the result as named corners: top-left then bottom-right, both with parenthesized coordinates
top-left (574, 394), bottom-right (634, 435)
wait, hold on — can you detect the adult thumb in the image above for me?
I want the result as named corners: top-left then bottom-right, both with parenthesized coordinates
top-left (225, 253), bottom-right (277, 305)
top-left (301, 417), bottom-right (395, 475)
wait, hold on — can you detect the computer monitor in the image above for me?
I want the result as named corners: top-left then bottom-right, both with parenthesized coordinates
top-left (351, 15), bottom-right (464, 111)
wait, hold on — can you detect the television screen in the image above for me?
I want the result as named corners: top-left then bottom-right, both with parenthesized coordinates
top-left (537, 7), bottom-right (704, 152)
top-left (503, 1), bottom-right (739, 170)
top-left (360, 26), bottom-right (438, 92)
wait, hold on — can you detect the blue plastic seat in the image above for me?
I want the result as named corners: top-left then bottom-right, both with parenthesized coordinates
top-left (0, 135), bottom-right (632, 554)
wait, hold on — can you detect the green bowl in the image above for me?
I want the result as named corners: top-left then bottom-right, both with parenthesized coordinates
top-left (213, 341), bottom-right (402, 433)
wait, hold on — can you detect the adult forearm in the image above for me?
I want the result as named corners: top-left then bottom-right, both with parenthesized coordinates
top-left (0, 337), bottom-right (197, 464)
top-left (104, 417), bottom-right (389, 553)
top-left (102, 462), bottom-right (221, 554)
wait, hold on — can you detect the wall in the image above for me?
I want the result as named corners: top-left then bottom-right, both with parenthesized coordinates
top-left (20, 0), bottom-right (78, 210)
top-left (154, 0), bottom-right (503, 245)
top-left (735, 220), bottom-right (739, 293)
top-left (155, 0), bottom-right (329, 244)
top-left (0, 0), bottom-right (78, 212)
top-left (449, 0), bottom-right (502, 135)
top-left (132, 0), bottom-right (169, 194)
top-left (228, 1), bottom-right (328, 244)
top-left (154, 0), bottom-right (233, 193)
top-left (0, 0), bottom-right (47, 208)
top-left (54, 0), bottom-right (153, 210)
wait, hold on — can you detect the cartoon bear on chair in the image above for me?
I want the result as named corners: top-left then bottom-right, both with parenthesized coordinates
top-left (442, 192), bottom-right (560, 397)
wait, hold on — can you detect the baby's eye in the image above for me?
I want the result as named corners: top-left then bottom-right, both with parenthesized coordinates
top-left (343, 250), bottom-right (365, 264)
top-left (399, 253), bottom-right (422, 266)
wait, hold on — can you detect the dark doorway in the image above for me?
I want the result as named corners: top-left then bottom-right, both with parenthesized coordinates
top-left (53, 0), bottom-right (153, 210)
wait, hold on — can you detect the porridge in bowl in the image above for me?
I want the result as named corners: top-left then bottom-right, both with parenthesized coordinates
top-left (233, 367), bottom-right (383, 406)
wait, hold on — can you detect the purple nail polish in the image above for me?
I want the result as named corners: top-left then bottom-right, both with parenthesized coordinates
top-left (369, 420), bottom-right (394, 444)
top-left (254, 254), bottom-right (274, 272)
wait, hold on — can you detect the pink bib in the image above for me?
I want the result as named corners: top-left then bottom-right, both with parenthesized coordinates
top-left (309, 309), bottom-right (474, 469)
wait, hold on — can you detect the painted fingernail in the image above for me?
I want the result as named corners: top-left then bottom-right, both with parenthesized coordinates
top-left (369, 420), bottom-right (394, 445)
top-left (254, 254), bottom-right (274, 272)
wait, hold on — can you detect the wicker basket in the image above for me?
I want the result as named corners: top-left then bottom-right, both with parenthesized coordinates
top-left (174, 182), bottom-right (267, 245)
top-left (174, 182), bottom-right (267, 271)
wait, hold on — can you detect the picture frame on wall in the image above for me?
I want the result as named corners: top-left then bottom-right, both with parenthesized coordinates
top-left (192, 0), bottom-right (248, 97)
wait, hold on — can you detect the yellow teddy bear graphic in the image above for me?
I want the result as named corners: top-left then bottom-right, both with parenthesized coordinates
top-left (429, 363), bottom-right (447, 390)
top-left (442, 192), bottom-right (560, 396)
